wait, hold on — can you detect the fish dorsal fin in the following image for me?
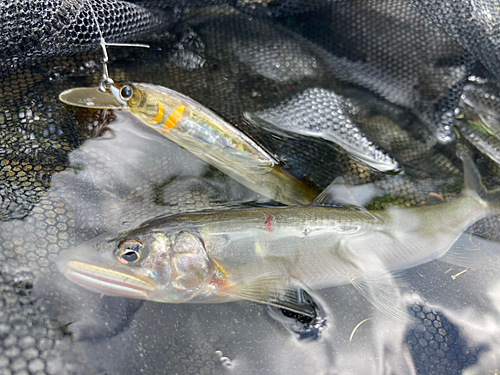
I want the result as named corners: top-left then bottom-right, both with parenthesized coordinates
top-left (312, 177), bottom-right (382, 208)
top-left (219, 274), bottom-right (317, 318)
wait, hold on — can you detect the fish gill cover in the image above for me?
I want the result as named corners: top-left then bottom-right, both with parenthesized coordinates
top-left (1, 0), bottom-right (500, 374)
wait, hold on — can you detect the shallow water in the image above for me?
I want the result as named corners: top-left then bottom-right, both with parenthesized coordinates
top-left (2, 4), bottom-right (500, 375)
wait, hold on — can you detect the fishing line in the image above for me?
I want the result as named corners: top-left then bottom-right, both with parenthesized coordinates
top-left (85, 0), bottom-right (149, 91)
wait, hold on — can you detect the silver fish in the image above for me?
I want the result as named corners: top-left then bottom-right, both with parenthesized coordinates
top-left (58, 146), bottom-right (500, 318)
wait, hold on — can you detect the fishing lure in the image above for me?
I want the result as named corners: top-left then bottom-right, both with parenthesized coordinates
top-left (60, 82), bottom-right (317, 205)
top-left (59, 10), bottom-right (316, 205)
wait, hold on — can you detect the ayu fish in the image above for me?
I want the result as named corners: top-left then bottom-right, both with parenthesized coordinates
top-left (57, 147), bottom-right (500, 318)
top-left (59, 83), bottom-right (316, 206)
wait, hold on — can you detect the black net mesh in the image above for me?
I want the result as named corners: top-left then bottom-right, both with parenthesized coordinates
top-left (0, 0), bottom-right (173, 75)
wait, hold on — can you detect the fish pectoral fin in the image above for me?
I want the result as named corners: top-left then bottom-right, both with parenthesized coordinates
top-left (350, 269), bottom-right (410, 322)
top-left (220, 274), bottom-right (317, 318)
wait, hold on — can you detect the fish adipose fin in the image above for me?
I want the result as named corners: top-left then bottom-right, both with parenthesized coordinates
top-left (349, 270), bottom-right (410, 322)
top-left (220, 274), bottom-right (317, 318)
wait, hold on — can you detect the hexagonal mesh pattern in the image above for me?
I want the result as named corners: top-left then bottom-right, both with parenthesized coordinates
top-left (0, 0), bottom-right (170, 75)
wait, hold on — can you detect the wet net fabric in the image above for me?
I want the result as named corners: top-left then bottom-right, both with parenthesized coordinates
top-left (0, 0), bottom-right (171, 75)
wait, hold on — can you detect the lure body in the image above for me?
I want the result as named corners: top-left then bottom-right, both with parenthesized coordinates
top-left (59, 84), bottom-right (317, 205)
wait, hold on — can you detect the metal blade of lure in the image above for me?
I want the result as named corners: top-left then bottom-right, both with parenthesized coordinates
top-left (59, 87), bottom-right (127, 109)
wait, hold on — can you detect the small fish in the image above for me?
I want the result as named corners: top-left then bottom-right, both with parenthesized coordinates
top-left (57, 146), bottom-right (500, 318)
top-left (59, 84), bottom-right (317, 205)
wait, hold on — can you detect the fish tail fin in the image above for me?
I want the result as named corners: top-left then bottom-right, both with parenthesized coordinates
top-left (457, 144), bottom-right (500, 211)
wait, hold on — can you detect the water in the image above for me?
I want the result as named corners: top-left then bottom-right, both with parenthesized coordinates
top-left (2, 4), bottom-right (500, 375)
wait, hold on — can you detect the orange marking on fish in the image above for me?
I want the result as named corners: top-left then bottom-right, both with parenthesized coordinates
top-left (265, 215), bottom-right (273, 232)
top-left (161, 105), bottom-right (185, 134)
top-left (149, 100), bottom-right (164, 124)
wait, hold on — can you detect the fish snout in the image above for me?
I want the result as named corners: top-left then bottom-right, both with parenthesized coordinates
top-left (58, 257), bottom-right (157, 300)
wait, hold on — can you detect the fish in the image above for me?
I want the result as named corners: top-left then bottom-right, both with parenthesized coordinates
top-left (59, 83), bottom-right (317, 206)
top-left (57, 145), bottom-right (500, 318)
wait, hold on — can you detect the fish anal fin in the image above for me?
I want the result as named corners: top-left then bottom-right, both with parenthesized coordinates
top-left (218, 274), bottom-right (317, 318)
top-left (350, 269), bottom-right (410, 323)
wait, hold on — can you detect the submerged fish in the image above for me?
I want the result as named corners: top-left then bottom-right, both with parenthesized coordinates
top-left (57, 147), bottom-right (500, 318)
top-left (59, 84), bottom-right (317, 206)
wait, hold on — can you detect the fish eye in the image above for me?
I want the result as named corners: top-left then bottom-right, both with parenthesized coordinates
top-left (117, 239), bottom-right (143, 264)
top-left (120, 85), bottom-right (133, 101)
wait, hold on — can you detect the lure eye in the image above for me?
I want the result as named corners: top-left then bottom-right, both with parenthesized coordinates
top-left (117, 239), bottom-right (143, 264)
top-left (119, 85), bottom-right (133, 101)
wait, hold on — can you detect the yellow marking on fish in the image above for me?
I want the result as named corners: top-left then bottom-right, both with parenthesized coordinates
top-left (349, 318), bottom-right (371, 342)
top-left (444, 268), bottom-right (453, 274)
top-left (162, 105), bottom-right (185, 134)
top-left (451, 269), bottom-right (468, 280)
top-left (255, 242), bottom-right (265, 257)
top-left (210, 258), bottom-right (232, 291)
top-left (150, 99), bottom-right (164, 124)
top-left (212, 258), bottom-right (229, 280)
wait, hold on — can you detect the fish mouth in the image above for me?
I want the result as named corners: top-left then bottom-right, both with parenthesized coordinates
top-left (62, 260), bottom-right (157, 299)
